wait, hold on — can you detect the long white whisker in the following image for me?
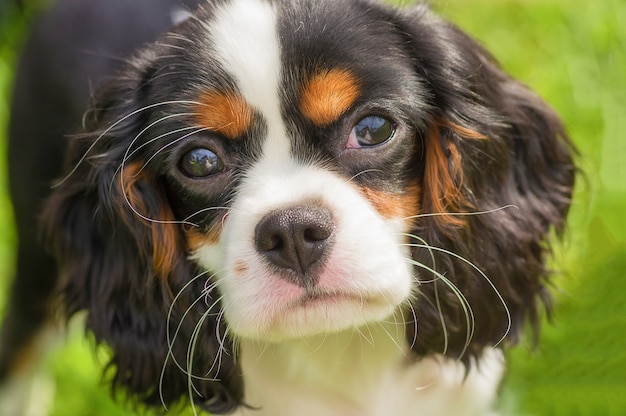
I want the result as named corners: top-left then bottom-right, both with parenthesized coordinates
top-left (160, 271), bottom-right (208, 409)
top-left (159, 272), bottom-right (226, 409)
top-left (406, 258), bottom-right (475, 358)
top-left (182, 206), bottom-right (232, 225)
top-left (405, 240), bottom-right (511, 347)
top-left (377, 321), bottom-right (407, 357)
top-left (348, 168), bottom-right (384, 182)
top-left (122, 121), bottom-right (198, 166)
top-left (402, 205), bottom-right (519, 221)
top-left (54, 100), bottom-right (202, 187)
top-left (406, 303), bottom-right (419, 350)
top-left (136, 127), bottom-right (209, 174)
top-left (403, 233), bottom-right (449, 351)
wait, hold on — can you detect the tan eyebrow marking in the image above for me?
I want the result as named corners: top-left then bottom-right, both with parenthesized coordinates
top-left (299, 68), bottom-right (361, 127)
top-left (194, 90), bottom-right (255, 139)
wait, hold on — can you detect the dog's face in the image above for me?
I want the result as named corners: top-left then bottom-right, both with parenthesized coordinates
top-left (173, 0), bottom-right (425, 340)
top-left (43, 0), bottom-right (575, 412)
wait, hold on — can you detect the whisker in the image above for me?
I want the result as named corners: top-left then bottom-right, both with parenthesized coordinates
top-left (377, 321), bottom-right (406, 357)
top-left (348, 168), bottom-right (384, 182)
top-left (117, 114), bottom-right (198, 176)
top-left (182, 206), bottom-right (233, 226)
top-left (136, 126), bottom-right (209, 173)
top-left (160, 270), bottom-right (211, 409)
top-left (161, 33), bottom-right (195, 44)
top-left (401, 205), bottom-right (519, 222)
top-left (406, 258), bottom-right (475, 358)
top-left (169, 288), bottom-right (225, 379)
top-left (405, 239), bottom-right (511, 348)
top-left (402, 233), bottom-right (450, 351)
top-left (54, 100), bottom-right (203, 187)
top-left (186, 307), bottom-right (212, 403)
top-left (156, 43), bottom-right (186, 51)
top-left (159, 272), bottom-right (225, 409)
top-left (206, 310), bottom-right (230, 377)
top-left (406, 303), bottom-right (419, 350)
top-left (118, 127), bottom-right (211, 227)
top-left (354, 323), bottom-right (375, 348)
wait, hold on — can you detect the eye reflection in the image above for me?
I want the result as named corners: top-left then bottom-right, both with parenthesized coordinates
top-left (179, 148), bottom-right (222, 178)
top-left (347, 116), bottom-right (395, 148)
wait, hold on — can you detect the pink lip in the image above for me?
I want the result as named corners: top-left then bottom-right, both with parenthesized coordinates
top-left (291, 291), bottom-right (366, 309)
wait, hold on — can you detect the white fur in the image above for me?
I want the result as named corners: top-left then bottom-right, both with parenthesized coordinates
top-left (236, 336), bottom-right (504, 416)
top-left (208, 0), bottom-right (289, 162)
top-left (192, 164), bottom-right (415, 340)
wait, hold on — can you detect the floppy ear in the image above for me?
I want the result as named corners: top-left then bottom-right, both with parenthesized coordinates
top-left (395, 7), bottom-right (576, 359)
top-left (41, 56), bottom-right (242, 413)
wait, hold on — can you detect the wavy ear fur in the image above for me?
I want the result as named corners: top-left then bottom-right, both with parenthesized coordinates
top-left (393, 6), bottom-right (577, 359)
top-left (41, 54), bottom-right (242, 413)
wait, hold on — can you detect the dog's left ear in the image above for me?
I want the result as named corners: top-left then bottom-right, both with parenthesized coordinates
top-left (40, 54), bottom-right (242, 412)
top-left (390, 6), bottom-right (577, 358)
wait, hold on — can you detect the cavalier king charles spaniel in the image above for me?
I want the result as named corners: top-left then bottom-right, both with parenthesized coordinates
top-left (1, 0), bottom-right (575, 414)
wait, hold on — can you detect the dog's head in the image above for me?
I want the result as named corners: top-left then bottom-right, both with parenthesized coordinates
top-left (43, 0), bottom-right (575, 412)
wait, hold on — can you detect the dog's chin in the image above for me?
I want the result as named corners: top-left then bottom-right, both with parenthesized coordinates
top-left (228, 290), bottom-right (404, 342)
top-left (210, 261), bottom-right (412, 342)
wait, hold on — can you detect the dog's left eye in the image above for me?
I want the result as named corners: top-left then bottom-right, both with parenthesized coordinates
top-left (347, 115), bottom-right (395, 148)
top-left (179, 148), bottom-right (222, 178)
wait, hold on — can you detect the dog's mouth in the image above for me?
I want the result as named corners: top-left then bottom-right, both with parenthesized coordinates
top-left (289, 291), bottom-right (374, 310)
top-left (229, 286), bottom-right (402, 341)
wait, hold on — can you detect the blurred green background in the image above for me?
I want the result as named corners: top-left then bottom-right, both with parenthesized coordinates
top-left (1, 0), bottom-right (625, 415)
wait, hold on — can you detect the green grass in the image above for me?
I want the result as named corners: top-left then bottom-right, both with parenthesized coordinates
top-left (438, 1), bottom-right (626, 414)
top-left (1, 0), bottom-right (625, 415)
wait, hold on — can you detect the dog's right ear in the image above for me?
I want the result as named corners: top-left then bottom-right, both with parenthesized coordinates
top-left (40, 53), bottom-right (243, 413)
top-left (384, 4), bottom-right (576, 359)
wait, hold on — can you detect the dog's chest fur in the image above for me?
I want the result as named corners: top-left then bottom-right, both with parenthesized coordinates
top-left (236, 325), bottom-right (504, 416)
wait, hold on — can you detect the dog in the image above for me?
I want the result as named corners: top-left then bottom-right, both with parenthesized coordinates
top-left (1, 0), bottom-right (576, 414)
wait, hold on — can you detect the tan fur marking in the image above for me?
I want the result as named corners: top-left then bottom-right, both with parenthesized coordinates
top-left (361, 183), bottom-right (421, 222)
top-left (121, 162), bottom-right (181, 281)
top-left (300, 68), bottom-right (361, 127)
top-left (185, 224), bottom-right (223, 251)
top-left (194, 90), bottom-right (254, 139)
top-left (447, 121), bottom-right (488, 140)
top-left (422, 121), bottom-right (483, 229)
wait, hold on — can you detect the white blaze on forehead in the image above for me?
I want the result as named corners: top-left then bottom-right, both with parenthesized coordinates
top-left (208, 0), bottom-right (290, 162)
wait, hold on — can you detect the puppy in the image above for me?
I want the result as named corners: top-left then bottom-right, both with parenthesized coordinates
top-left (2, 0), bottom-right (576, 414)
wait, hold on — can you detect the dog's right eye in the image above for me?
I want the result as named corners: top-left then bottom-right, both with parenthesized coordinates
top-left (179, 148), bottom-right (222, 178)
top-left (346, 115), bottom-right (395, 148)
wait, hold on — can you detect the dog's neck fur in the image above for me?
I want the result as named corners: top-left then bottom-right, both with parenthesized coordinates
top-left (236, 321), bottom-right (504, 416)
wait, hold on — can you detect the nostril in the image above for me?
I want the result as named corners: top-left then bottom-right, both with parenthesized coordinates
top-left (256, 230), bottom-right (286, 252)
top-left (303, 226), bottom-right (329, 242)
top-left (254, 205), bottom-right (335, 285)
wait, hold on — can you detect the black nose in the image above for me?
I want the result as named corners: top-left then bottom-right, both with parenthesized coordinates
top-left (255, 206), bottom-right (335, 286)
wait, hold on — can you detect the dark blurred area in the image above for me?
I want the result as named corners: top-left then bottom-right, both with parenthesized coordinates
top-left (0, 0), bottom-right (202, 400)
